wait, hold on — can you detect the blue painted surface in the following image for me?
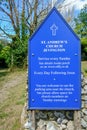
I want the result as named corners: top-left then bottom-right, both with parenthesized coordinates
top-left (28, 7), bottom-right (81, 110)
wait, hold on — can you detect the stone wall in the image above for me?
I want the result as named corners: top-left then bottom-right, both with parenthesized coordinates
top-left (81, 77), bottom-right (87, 129)
top-left (22, 75), bottom-right (87, 130)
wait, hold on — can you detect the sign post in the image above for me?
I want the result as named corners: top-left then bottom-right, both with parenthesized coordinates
top-left (74, 111), bottom-right (81, 130)
top-left (28, 7), bottom-right (81, 110)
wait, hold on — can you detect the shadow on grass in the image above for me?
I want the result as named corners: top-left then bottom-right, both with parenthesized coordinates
top-left (0, 69), bottom-right (10, 78)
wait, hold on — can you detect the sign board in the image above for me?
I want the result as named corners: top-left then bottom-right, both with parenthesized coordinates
top-left (28, 7), bottom-right (81, 110)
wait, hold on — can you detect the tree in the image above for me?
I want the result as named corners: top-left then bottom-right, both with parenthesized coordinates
top-left (0, 0), bottom-right (51, 68)
top-left (74, 4), bottom-right (87, 60)
top-left (74, 4), bottom-right (87, 38)
top-left (25, 0), bottom-right (52, 36)
top-left (0, 39), bottom-right (10, 68)
top-left (0, 0), bottom-right (75, 67)
top-left (0, 0), bottom-right (71, 39)
top-left (0, 0), bottom-right (51, 38)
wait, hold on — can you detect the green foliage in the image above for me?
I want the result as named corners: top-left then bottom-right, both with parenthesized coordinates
top-left (0, 35), bottom-right (28, 69)
top-left (74, 4), bottom-right (87, 60)
top-left (81, 38), bottom-right (87, 46)
top-left (0, 0), bottom-right (29, 69)
top-left (11, 35), bottom-right (28, 68)
top-left (84, 69), bottom-right (87, 74)
top-left (1, 45), bottom-right (11, 67)
top-left (0, 40), bottom-right (11, 68)
top-left (0, 43), bottom-right (3, 51)
top-left (74, 4), bottom-right (87, 38)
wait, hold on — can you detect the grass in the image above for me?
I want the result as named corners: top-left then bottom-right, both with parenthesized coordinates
top-left (82, 61), bottom-right (87, 76)
top-left (0, 112), bottom-right (8, 119)
top-left (0, 69), bottom-right (26, 130)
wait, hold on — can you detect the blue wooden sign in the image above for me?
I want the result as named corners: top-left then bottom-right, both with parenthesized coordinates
top-left (28, 7), bottom-right (81, 110)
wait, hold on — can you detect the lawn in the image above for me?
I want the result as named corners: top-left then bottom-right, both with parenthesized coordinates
top-left (0, 69), bottom-right (26, 130)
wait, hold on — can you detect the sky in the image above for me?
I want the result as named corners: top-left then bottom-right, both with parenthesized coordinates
top-left (52, 0), bottom-right (87, 18)
top-left (62, 0), bottom-right (87, 11)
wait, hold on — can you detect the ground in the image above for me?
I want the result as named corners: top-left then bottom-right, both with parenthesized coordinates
top-left (82, 61), bottom-right (87, 76)
top-left (0, 69), bottom-right (26, 130)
